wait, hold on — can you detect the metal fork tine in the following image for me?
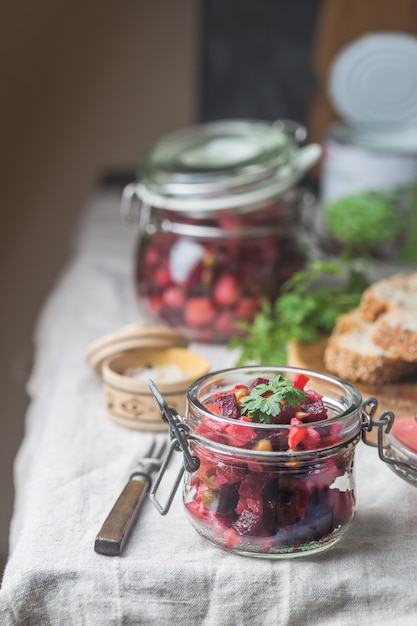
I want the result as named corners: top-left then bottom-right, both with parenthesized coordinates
top-left (154, 437), bottom-right (168, 459)
top-left (147, 438), bottom-right (157, 458)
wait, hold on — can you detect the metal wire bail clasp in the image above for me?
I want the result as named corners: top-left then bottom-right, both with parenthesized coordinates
top-left (120, 182), bottom-right (152, 258)
top-left (147, 380), bottom-right (200, 515)
top-left (361, 396), bottom-right (417, 478)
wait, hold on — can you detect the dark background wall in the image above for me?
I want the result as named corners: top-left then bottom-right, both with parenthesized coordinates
top-left (200, 0), bottom-right (321, 126)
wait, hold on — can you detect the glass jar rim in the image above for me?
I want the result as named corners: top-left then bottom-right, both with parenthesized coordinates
top-left (186, 365), bottom-right (363, 451)
top-left (135, 119), bottom-right (320, 213)
top-left (148, 218), bottom-right (287, 239)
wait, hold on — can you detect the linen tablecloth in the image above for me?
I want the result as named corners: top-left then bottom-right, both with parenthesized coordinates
top-left (1, 186), bottom-right (417, 626)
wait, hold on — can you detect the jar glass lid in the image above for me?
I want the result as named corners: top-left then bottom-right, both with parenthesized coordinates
top-left (136, 119), bottom-right (321, 212)
top-left (141, 119), bottom-right (295, 190)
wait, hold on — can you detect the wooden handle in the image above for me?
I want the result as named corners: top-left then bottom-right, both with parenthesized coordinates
top-left (94, 475), bottom-right (150, 556)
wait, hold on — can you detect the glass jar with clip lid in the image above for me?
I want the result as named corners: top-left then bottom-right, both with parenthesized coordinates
top-left (121, 119), bottom-right (321, 343)
top-left (146, 366), bottom-right (417, 559)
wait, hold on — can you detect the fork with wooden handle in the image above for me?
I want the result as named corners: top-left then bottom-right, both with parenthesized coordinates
top-left (94, 437), bottom-right (167, 556)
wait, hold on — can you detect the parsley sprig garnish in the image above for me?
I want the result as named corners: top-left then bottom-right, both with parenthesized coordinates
top-left (240, 375), bottom-right (306, 424)
top-left (230, 259), bottom-right (368, 366)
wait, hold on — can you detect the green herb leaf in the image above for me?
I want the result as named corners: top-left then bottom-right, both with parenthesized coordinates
top-left (230, 259), bottom-right (368, 366)
top-left (240, 375), bottom-right (306, 424)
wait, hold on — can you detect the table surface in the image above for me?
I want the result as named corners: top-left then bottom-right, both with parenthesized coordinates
top-left (1, 186), bottom-right (417, 626)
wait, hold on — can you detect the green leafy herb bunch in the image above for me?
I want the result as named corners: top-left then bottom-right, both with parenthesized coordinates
top-left (230, 259), bottom-right (368, 366)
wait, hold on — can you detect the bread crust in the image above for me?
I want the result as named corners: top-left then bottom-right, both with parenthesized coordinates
top-left (323, 308), bottom-right (417, 384)
top-left (358, 272), bottom-right (417, 360)
top-left (372, 313), bottom-right (417, 361)
top-left (360, 272), bottom-right (417, 321)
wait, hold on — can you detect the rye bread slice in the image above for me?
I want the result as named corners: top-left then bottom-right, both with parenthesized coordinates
top-left (360, 272), bottom-right (417, 321)
top-left (323, 309), bottom-right (417, 385)
top-left (372, 309), bottom-right (417, 361)
top-left (358, 272), bottom-right (417, 360)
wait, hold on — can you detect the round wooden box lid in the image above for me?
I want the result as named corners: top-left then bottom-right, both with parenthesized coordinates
top-left (85, 323), bottom-right (189, 375)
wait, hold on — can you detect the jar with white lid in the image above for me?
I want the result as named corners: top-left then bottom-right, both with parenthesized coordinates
top-left (122, 119), bottom-right (321, 343)
top-left (314, 33), bottom-right (417, 270)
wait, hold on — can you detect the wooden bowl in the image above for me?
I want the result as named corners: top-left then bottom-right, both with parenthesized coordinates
top-left (101, 347), bottom-right (210, 431)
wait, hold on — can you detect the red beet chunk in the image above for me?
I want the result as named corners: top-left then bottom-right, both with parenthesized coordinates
top-left (272, 405), bottom-right (296, 424)
top-left (300, 400), bottom-right (328, 423)
top-left (211, 393), bottom-right (241, 419)
top-left (304, 388), bottom-right (323, 403)
top-left (262, 481), bottom-right (278, 533)
top-left (232, 509), bottom-right (263, 536)
top-left (238, 473), bottom-right (268, 498)
top-left (275, 486), bottom-right (310, 528)
top-left (249, 377), bottom-right (270, 391)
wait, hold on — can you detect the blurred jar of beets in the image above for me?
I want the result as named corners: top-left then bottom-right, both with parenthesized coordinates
top-left (121, 119), bottom-right (321, 343)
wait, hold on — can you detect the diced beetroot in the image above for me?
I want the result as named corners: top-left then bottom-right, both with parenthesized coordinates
top-left (233, 509), bottom-right (263, 536)
top-left (210, 514), bottom-right (234, 538)
top-left (198, 462), bottom-right (246, 490)
top-left (185, 258), bottom-right (205, 288)
top-left (293, 485), bottom-right (310, 521)
top-left (287, 500), bottom-right (333, 542)
top-left (148, 295), bottom-right (163, 312)
top-left (161, 285), bottom-right (185, 308)
top-left (246, 459), bottom-right (267, 473)
top-left (274, 485), bottom-right (309, 528)
top-left (144, 246), bottom-right (160, 266)
top-left (300, 400), bottom-right (328, 423)
top-left (213, 274), bottom-right (239, 306)
top-left (195, 418), bottom-right (226, 443)
top-left (185, 297), bottom-right (216, 328)
top-left (213, 474), bottom-right (230, 487)
top-left (235, 494), bottom-right (265, 517)
top-left (304, 388), bottom-right (323, 403)
top-left (305, 459), bottom-right (341, 491)
top-left (211, 393), bottom-right (241, 420)
top-left (249, 377), bottom-right (270, 391)
top-left (272, 405), bottom-right (296, 424)
top-left (185, 498), bottom-right (209, 520)
top-left (154, 266), bottom-right (172, 288)
top-left (302, 427), bottom-right (322, 450)
top-left (214, 310), bottom-right (236, 336)
top-left (235, 297), bottom-right (261, 321)
top-left (323, 422), bottom-right (344, 447)
top-left (212, 484), bottom-right (239, 517)
top-left (246, 497), bottom-right (263, 516)
top-left (238, 473), bottom-right (268, 498)
top-left (225, 422), bottom-right (257, 447)
top-left (222, 527), bottom-right (242, 548)
top-left (268, 431), bottom-right (287, 451)
top-left (235, 495), bottom-right (246, 515)
top-left (261, 481), bottom-right (278, 533)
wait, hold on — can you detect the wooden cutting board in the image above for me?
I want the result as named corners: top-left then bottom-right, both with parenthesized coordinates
top-left (287, 336), bottom-right (417, 420)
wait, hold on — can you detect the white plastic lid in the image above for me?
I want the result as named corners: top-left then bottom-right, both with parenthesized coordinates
top-left (329, 32), bottom-right (417, 127)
